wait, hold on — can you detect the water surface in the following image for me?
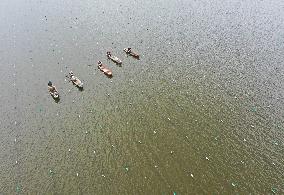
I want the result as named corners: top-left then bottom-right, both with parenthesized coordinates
top-left (0, 0), bottom-right (284, 194)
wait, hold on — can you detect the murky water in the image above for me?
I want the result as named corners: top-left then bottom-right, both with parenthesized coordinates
top-left (0, 0), bottom-right (284, 194)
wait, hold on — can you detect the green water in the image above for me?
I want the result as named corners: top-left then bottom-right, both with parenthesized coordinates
top-left (0, 0), bottom-right (283, 194)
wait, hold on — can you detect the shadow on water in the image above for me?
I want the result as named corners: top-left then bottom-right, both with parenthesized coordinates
top-left (52, 96), bottom-right (60, 103)
top-left (77, 86), bottom-right (84, 91)
top-left (116, 63), bottom-right (122, 67)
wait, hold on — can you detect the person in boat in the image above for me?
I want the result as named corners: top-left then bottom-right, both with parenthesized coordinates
top-left (98, 61), bottom-right (102, 67)
top-left (48, 81), bottom-right (57, 93)
top-left (126, 48), bottom-right (131, 53)
top-left (106, 51), bottom-right (111, 58)
top-left (69, 71), bottom-right (77, 82)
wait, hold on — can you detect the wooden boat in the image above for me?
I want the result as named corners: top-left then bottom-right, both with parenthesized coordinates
top-left (124, 48), bottom-right (139, 59)
top-left (69, 71), bottom-right (83, 88)
top-left (107, 51), bottom-right (122, 64)
top-left (48, 81), bottom-right (59, 99)
top-left (98, 61), bottom-right (112, 77)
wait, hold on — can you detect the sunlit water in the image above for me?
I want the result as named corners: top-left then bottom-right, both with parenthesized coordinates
top-left (0, 0), bottom-right (284, 194)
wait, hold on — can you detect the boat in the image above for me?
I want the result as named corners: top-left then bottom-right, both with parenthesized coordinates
top-left (69, 71), bottom-right (83, 88)
top-left (124, 48), bottom-right (139, 59)
top-left (98, 61), bottom-right (112, 77)
top-left (107, 51), bottom-right (122, 64)
top-left (48, 81), bottom-right (59, 99)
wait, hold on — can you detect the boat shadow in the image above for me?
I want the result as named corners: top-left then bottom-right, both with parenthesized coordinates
top-left (52, 96), bottom-right (60, 103)
top-left (115, 62), bottom-right (122, 67)
top-left (77, 86), bottom-right (84, 91)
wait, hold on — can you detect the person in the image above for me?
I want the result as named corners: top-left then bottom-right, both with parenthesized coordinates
top-left (106, 51), bottom-right (111, 58)
top-left (126, 48), bottom-right (132, 53)
top-left (48, 81), bottom-right (57, 93)
top-left (69, 71), bottom-right (77, 82)
top-left (98, 61), bottom-right (102, 66)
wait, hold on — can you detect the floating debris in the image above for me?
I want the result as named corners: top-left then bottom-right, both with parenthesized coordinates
top-left (167, 117), bottom-right (171, 121)
top-left (205, 157), bottom-right (209, 160)
top-left (271, 187), bottom-right (278, 194)
top-left (68, 148), bottom-right (71, 152)
top-left (76, 173), bottom-right (79, 177)
top-left (85, 131), bottom-right (88, 134)
top-left (78, 115), bottom-right (81, 118)
top-left (153, 130), bottom-right (157, 134)
top-left (190, 173), bottom-right (194, 178)
top-left (49, 169), bottom-right (54, 176)
top-left (101, 174), bottom-right (105, 177)
top-left (124, 166), bottom-right (129, 172)
top-left (93, 150), bottom-right (96, 154)
top-left (243, 138), bottom-right (247, 142)
top-left (16, 184), bottom-right (21, 193)
top-left (231, 182), bottom-right (237, 187)
top-left (170, 151), bottom-right (174, 154)
top-left (250, 125), bottom-right (255, 128)
top-left (138, 140), bottom-right (142, 144)
top-left (251, 107), bottom-right (257, 112)
top-left (154, 165), bottom-right (158, 168)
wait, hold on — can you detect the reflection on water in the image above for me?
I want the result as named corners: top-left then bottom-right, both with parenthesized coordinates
top-left (0, 0), bottom-right (284, 194)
